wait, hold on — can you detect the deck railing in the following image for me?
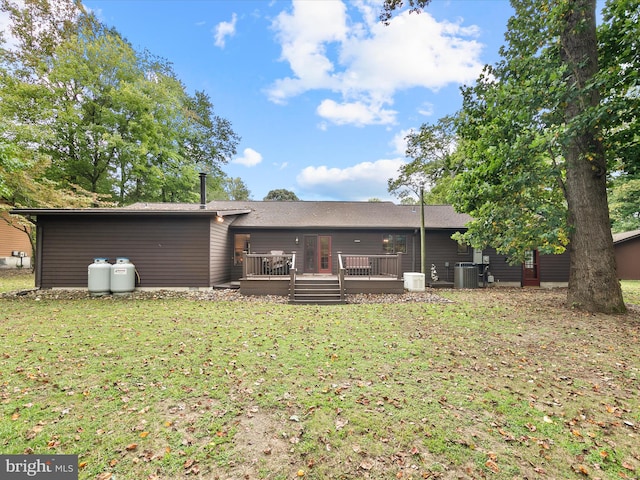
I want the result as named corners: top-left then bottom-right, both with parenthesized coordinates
top-left (243, 252), bottom-right (402, 280)
top-left (338, 253), bottom-right (403, 279)
top-left (243, 252), bottom-right (294, 278)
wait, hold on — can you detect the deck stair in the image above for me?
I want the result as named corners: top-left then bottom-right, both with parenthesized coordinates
top-left (290, 276), bottom-right (344, 305)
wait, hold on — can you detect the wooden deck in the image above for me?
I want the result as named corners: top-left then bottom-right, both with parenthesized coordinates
top-left (239, 252), bottom-right (405, 299)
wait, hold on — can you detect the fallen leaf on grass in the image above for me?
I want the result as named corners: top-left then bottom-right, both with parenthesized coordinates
top-left (25, 424), bottom-right (44, 440)
top-left (622, 461), bottom-right (636, 471)
top-left (485, 460), bottom-right (499, 473)
top-left (335, 418), bottom-right (349, 431)
top-left (95, 473), bottom-right (112, 480)
top-left (360, 460), bottom-right (374, 471)
top-left (125, 443), bottom-right (138, 451)
top-left (498, 428), bottom-right (515, 441)
top-left (574, 464), bottom-right (589, 475)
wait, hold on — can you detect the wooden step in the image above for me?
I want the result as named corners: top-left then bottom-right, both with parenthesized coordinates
top-left (290, 278), bottom-right (344, 305)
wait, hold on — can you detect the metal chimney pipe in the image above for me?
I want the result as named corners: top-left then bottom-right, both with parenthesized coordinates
top-left (199, 172), bottom-right (207, 209)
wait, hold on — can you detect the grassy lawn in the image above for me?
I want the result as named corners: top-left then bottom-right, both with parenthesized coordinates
top-left (0, 272), bottom-right (639, 479)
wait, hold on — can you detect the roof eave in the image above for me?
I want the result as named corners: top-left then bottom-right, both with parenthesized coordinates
top-left (9, 208), bottom-right (245, 217)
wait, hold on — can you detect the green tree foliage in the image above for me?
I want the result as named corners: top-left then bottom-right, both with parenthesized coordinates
top-left (264, 189), bottom-right (299, 201)
top-left (388, 115), bottom-right (459, 205)
top-left (382, 0), bottom-right (628, 313)
top-left (0, 0), bottom-right (239, 206)
top-left (608, 177), bottom-right (640, 233)
top-left (208, 176), bottom-right (251, 201)
top-left (600, 0), bottom-right (640, 232)
top-left (599, 0), bottom-right (639, 177)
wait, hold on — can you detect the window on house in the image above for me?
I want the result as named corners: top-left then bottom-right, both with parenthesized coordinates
top-left (382, 234), bottom-right (407, 254)
top-left (524, 250), bottom-right (535, 268)
top-left (457, 242), bottom-right (469, 254)
top-left (234, 234), bottom-right (250, 266)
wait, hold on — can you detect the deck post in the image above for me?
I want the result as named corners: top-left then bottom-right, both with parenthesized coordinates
top-left (243, 252), bottom-right (248, 278)
top-left (289, 268), bottom-right (297, 302)
top-left (396, 252), bottom-right (404, 279)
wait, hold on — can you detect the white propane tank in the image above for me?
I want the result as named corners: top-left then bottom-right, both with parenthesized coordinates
top-left (110, 257), bottom-right (136, 294)
top-left (88, 258), bottom-right (111, 296)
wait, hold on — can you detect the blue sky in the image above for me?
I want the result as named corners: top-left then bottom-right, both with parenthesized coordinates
top-left (83, 1), bottom-right (515, 201)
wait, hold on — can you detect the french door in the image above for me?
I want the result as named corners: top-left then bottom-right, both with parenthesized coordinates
top-left (303, 235), bottom-right (332, 274)
top-left (522, 250), bottom-right (540, 286)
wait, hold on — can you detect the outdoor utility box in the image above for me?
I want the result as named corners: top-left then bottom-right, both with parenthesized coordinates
top-left (454, 262), bottom-right (478, 289)
top-left (404, 272), bottom-right (425, 292)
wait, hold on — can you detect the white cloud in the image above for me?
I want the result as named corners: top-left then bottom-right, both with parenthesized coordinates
top-left (267, 0), bottom-right (347, 104)
top-left (232, 148), bottom-right (263, 167)
top-left (418, 102), bottom-right (434, 117)
top-left (267, 1), bottom-right (484, 127)
top-left (214, 13), bottom-right (237, 48)
top-left (390, 128), bottom-right (414, 156)
top-left (296, 158), bottom-right (405, 200)
top-left (317, 99), bottom-right (397, 126)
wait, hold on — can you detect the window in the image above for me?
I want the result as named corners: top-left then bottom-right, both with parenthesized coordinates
top-left (382, 234), bottom-right (407, 254)
top-left (524, 250), bottom-right (535, 268)
top-left (234, 234), bottom-right (250, 266)
top-left (457, 242), bottom-right (469, 255)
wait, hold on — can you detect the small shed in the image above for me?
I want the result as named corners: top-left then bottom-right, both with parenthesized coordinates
top-left (613, 230), bottom-right (640, 280)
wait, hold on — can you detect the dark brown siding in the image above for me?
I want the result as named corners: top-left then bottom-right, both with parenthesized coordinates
top-left (38, 215), bottom-right (210, 288)
top-left (539, 250), bottom-right (570, 283)
top-left (231, 228), bottom-right (422, 278)
top-left (423, 230), bottom-right (473, 281)
top-left (210, 217), bottom-right (234, 285)
top-left (228, 227), bottom-right (571, 284)
top-left (614, 239), bottom-right (640, 280)
top-left (480, 247), bottom-right (522, 284)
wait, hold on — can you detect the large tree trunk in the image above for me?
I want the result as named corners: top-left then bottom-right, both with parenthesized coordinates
top-left (561, 0), bottom-right (625, 313)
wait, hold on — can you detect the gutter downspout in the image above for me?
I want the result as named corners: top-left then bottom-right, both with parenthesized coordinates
top-left (420, 185), bottom-right (426, 275)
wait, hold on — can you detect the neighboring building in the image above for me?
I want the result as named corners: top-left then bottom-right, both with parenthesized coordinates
top-left (0, 210), bottom-right (32, 268)
top-left (11, 201), bottom-right (570, 293)
top-left (613, 230), bottom-right (640, 280)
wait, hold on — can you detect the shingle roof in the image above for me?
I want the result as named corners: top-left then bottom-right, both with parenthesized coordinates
top-left (11, 201), bottom-right (471, 229)
top-left (206, 201), bottom-right (470, 229)
top-left (612, 229), bottom-right (640, 244)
